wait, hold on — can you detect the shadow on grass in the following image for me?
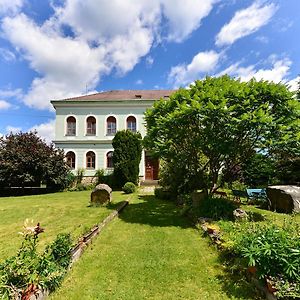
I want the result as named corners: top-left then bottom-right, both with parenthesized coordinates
top-left (118, 194), bottom-right (191, 228)
top-left (214, 251), bottom-right (263, 299)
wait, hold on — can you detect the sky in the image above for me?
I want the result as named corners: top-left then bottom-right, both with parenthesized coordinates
top-left (0, 0), bottom-right (299, 143)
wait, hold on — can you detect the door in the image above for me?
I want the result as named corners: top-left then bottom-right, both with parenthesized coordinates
top-left (145, 155), bottom-right (159, 180)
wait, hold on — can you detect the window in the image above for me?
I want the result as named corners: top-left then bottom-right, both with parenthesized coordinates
top-left (127, 116), bottom-right (136, 132)
top-left (86, 151), bottom-right (95, 169)
top-left (86, 116), bottom-right (96, 135)
top-left (106, 151), bottom-right (114, 168)
top-left (107, 116), bottom-right (116, 135)
top-left (66, 116), bottom-right (76, 136)
top-left (66, 151), bottom-right (75, 169)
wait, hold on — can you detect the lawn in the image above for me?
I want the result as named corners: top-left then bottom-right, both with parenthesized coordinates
top-left (50, 193), bottom-right (261, 300)
top-left (0, 190), bottom-right (127, 261)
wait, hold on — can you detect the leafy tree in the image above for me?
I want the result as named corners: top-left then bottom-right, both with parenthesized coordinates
top-left (0, 131), bottom-right (70, 190)
top-left (144, 76), bottom-right (299, 195)
top-left (112, 130), bottom-right (142, 186)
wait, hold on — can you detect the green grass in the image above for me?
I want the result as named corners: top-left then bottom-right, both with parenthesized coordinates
top-left (50, 194), bottom-right (260, 300)
top-left (0, 191), bottom-right (127, 261)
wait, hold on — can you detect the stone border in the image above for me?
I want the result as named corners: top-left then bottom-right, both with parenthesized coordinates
top-left (26, 199), bottom-right (130, 300)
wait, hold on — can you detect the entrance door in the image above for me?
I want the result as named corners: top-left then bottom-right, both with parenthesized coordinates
top-left (145, 155), bottom-right (159, 180)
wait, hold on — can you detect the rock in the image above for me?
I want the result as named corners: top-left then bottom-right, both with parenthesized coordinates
top-left (192, 189), bottom-right (208, 208)
top-left (91, 184), bottom-right (112, 205)
top-left (233, 208), bottom-right (248, 221)
top-left (266, 185), bottom-right (300, 213)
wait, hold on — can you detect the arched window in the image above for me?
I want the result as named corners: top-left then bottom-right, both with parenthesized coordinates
top-left (86, 116), bottom-right (96, 135)
top-left (107, 116), bottom-right (116, 135)
top-left (86, 151), bottom-right (95, 169)
top-left (66, 151), bottom-right (76, 169)
top-left (127, 116), bottom-right (136, 132)
top-left (66, 116), bottom-right (76, 136)
top-left (106, 151), bottom-right (114, 168)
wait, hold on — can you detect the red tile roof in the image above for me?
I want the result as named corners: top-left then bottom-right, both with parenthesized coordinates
top-left (54, 90), bottom-right (176, 101)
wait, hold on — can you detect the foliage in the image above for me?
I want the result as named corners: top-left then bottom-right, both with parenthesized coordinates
top-left (122, 182), bottom-right (136, 194)
top-left (154, 187), bottom-right (173, 200)
top-left (0, 131), bottom-right (70, 190)
top-left (144, 76), bottom-right (300, 194)
top-left (274, 154), bottom-right (300, 185)
top-left (76, 168), bottom-right (85, 185)
top-left (112, 130), bottom-right (142, 187)
top-left (94, 168), bottom-right (105, 185)
top-left (0, 223), bottom-right (73, 299)
top-left (198, 196), bottom-right (239, 220)
top-left (234, 223), bottom-right (300, 298)
top-left (242, 153), bottom-right (276, 187)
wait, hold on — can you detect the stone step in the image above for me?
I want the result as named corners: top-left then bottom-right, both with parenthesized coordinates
top-left (140, 180), bottom-right (159, 186)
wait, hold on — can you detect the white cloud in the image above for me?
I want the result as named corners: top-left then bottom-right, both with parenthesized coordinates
top-left (1, 0), bottom-right (218, 110)
top-left (135, 79), bottom-right (143, 85)
top-left (286, 76), bottom-right (300, 92)
top-left (216, 1), bottom-right (277, 47)
top-left (168, 50), bottom-right (221, 87)
top-left (0, 47), bottom-right (16, 61)
top-left (161, 0), bottom-right (217, 42)
top-left (0, 99), bottom-right (11, 110)
top-left (6, 125), bottom-right (21, 134)
top-left (217, 58), bottom-right (291, 83)
top-left (29, 119), bottom-right (55, 144)
top-left (0, 0), bottom-right (23, 15)
top-left (0, 87), bottom-right (22, 99)
top-left (145, 56), bottom-right (154, 67)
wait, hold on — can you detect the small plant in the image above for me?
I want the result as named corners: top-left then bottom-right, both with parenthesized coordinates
top-left (94, 168), bottom-right (105, 184)
top-left (198, 196), bottom-right (239, 220)
top-left (154, 187), bottom-right (172, 200)
top-left (0, 221), bottom-right (73, 299)
top-left (76, 168), bottom-right (85, 184)
top-left (122, 182), bottom-right (136, 194)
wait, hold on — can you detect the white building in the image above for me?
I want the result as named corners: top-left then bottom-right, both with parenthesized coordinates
top-left (51, 90), bottom-right (174, 181)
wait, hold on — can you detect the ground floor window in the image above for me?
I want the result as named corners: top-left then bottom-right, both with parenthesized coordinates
top-left (66, 151), bottom-right (75, 169)
top-left (106, 151), bottom-right (114, 168)
top-left (86, 151), bottom-right (96, 169)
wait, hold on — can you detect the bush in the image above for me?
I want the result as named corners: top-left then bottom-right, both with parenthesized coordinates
top-left (198, 196), bottom-right (239, 220)
top-left (0, 223), bottom-right (73, 298)
top-left (235, 223), bottom-right (300, 299)
top-left (94, 168), bottom-right (105, 184)
top-left (112, 130), bottom-right (142, 187)
top-left (122, 182), bottom-right (136, 194)
top-left (154, 187), bottom-right (173, 200)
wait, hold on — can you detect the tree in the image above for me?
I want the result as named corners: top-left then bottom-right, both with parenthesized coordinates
top-left (144, 76), bottom-right (299, 195)
top-left (0, 131), bottom-right (70, 190)
top-left (112, 130), bottom-right (142, 186)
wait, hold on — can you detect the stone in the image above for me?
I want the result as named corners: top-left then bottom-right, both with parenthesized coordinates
top-left (91, 184), bottom-right (112, 205)
top-left (233, 208), bottom-right (248, 221)
top-left (266, 185), bottom-right (300, 213)
top-left (192, 189), bottom-right (208, 208)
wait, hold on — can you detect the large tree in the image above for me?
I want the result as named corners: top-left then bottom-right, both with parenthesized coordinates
top-left (0, 131), bottom-right (70, 190)
top-left (112, 130), bottom-right (142, 186)
top-left (144, 76), bottom-right (299, 194)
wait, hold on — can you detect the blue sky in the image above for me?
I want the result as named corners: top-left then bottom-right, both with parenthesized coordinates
top-left (0, 0), bottom-right (299, 142)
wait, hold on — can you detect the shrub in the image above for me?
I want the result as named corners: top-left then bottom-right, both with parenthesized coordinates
top-left (122, 182), bottom-right (136, 194)
top-left (198, 196), bottom-right (239, 220)
top-left (235, 223), bottom-right (300, 299)
top-left (94, 168), bottom-right (105, 184)
top-left (76, 168), bottom-right (85, 184)
top-left (0, 223), bottom-right (73, 298)
top-left (154, 187), bottom-right (173, 200)
top-left (112, 130), bottom-right (142, 187)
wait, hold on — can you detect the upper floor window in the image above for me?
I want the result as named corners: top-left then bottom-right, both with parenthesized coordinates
top-left (127, 116), bottom-right (136, 132)
top-left (106, 151), bottom-right (114, 168)
top-left (66, 116), bottom-right (76, 136)
top-left (107, 116), bottom-right (116, 135)
top-left (86, 116), bottom-right (96, 135)
top-left (66, 151), bottom-right (76, 169)
top-left (86, 151), bottom-right (95, 169)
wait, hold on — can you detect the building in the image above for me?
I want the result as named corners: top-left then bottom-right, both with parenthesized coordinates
top-left (51, 90), bottom-right (175, 182)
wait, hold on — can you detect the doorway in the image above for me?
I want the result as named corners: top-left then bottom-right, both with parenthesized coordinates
top-left (145, 154), bottom-right (159, 180)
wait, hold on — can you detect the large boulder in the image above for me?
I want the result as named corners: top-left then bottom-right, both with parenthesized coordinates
top-left (266, 185), bottom-right (300, 213)
top-left (91, 184), bottom-right (112, 205)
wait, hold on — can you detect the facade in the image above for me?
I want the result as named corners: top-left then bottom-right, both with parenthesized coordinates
top-left (51, 90), bottom-right (175, 181)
